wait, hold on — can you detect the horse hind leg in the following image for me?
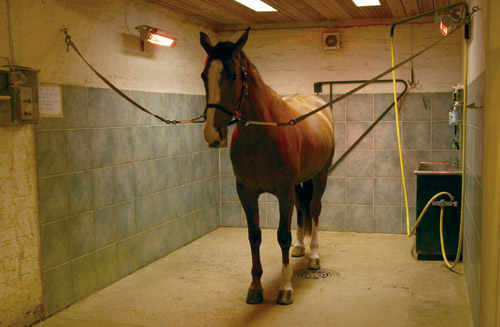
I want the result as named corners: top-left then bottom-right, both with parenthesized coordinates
top-left (276, 187), bottom-right (295, 305)
top-left (308, 168), bottom-right (329, 270)
top-left (291, 184), bottom-right (308, 258)
top-left (292, 182), bottom-right (314, 257)
top-left (308, 212), bottom-right (321, 270)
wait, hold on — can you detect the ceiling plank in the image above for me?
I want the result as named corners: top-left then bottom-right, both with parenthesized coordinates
top-left (217, 16), bottom-right (434, 31)
top-left (358, 6), bottom-right (380, 19)
top-left (266, 0), bottom-right (321, 21)
top-left (401, 0), bottom-right (420, 16)
top-left (288, 0), bottom-right (328, 21)
top-left (373, 1), bottom-right (396, 18)
top-left (305, 0), bottom-right (344, 20)
top-left (385, 0), bottom-right (407, 17)
top-left (418, 0), bottom-right (434, 12)
top-left (152, 0), bottom-right (294, 25)
top-left (318, 0), bottom-right (352, 20)
top-left (148, 0), bottom-right (227, 25)
top-left (335, 0), bottom-right (366, 19)
top-left (148, 0), bottom-right (439, 29)
top-left (434, 0), bottom-right (449, 10)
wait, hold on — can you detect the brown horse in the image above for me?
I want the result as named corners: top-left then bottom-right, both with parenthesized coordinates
top-left (199, 28), bottom-right (335, 305)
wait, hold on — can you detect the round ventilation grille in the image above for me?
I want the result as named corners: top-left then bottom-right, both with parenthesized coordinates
top-left (323, 32), bottom-right (340, 50)
top-left (294, 268), bottom-right (340, 280)
top-left (325, 35), bottom-right (338, 47)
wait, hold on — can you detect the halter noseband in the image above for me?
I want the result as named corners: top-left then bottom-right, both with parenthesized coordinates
top-left (204, 64), bottom-right (248, 126)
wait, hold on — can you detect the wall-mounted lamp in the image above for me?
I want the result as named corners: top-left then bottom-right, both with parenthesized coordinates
top-left (439, 15), bottom-right (453, 36)
top-left (135, 25), bottom-right (177, 51)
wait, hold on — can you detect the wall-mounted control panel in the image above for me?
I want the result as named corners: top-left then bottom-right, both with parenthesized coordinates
top-left (0, 66), bottom-right (40, 124)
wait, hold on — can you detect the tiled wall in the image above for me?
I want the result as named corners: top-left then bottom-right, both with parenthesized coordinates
top-left (464, 73), bottom-right (483, 326)
top-left (220, 92), bottom-right (459, 233)
top-left (35, 86), bottom-right (219, 316)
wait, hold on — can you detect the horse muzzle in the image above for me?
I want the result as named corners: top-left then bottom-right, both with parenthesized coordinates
top-left (204, 124), bottom-right (228, 148)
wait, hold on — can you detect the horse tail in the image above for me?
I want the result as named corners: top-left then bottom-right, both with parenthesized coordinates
top-left (295, 181), bottom-right (314, 236)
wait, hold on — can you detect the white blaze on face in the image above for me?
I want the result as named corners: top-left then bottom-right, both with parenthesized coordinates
top-left (204, 60), bottom-right (224, 147)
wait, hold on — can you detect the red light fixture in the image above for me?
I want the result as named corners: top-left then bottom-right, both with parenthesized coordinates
top-left (135, 25), bottom-right (177, 51)
top-left (439, 15), bottom-right (453, 36)
top-left (439, 20), bottom-right (449, 36)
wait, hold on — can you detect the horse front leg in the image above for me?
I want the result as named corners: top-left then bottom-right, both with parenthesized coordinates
top-left (236, 182), bottom-right (264, 304)
top-left (276, 187), bottom-right (295, 305)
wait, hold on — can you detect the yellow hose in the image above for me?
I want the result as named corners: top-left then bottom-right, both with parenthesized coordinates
top-left (409, 191), bottom-right (463, 269)
top-left (390, 31), bottom-right (467, 270)
top-left (390, 37), bottom-right (411, 235)
top-left (409, 192), bottom-right (454, 236)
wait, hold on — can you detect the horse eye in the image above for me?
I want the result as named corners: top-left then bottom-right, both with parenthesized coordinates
top-left (222, 70), bottom-right (236, 81)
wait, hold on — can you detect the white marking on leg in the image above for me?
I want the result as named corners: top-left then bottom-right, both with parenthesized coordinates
top-left (294, 225), bottom-right (305, 248)
top-left (310, 220), bottom-right (319, 259)
top-left (279, 263), bottom-right (293, 291)
top-left (204, 60), bottom-right (223, 145)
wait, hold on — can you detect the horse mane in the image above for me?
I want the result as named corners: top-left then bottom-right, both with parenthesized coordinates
top-left (239, 51), bottom-right (261, 79)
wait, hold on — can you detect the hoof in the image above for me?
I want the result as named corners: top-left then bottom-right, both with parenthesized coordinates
top-left (246, 289), bottom-right (264, 304)
top-left (308, 258), bottom-right (321, 270)
top-left (291, 245), bottom-right (305, 257)
top-left (276, 290), bottom-right (294, 305)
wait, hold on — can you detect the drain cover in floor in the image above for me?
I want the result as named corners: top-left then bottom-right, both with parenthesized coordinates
top-left (294, 268), bottom-right (340, 280)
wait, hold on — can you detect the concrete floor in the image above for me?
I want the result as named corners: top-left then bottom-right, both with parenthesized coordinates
top-left (36, 228), bottom-right (472, 327)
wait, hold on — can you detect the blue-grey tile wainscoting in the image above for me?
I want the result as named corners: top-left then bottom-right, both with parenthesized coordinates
top-left (464, 72), bottom-right (484, 326)
top-left (36, 86), bottom-right (219, 316)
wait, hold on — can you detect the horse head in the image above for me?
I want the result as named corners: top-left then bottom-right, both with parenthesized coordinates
top-left (199, 28), bottom-right (250, 148)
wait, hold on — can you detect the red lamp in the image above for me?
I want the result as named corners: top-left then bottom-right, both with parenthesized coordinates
top-left (135, 25), bottom-right (177, 51)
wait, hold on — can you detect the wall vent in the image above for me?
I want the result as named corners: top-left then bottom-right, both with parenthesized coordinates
top-left (323, 32), bottom-right (340, 50)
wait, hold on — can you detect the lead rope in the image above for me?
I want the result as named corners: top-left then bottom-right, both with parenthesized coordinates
top-left (62, 25), bottom-right (461, 128)
top-left (62, 28), bottom-right (205, 125)
top-left (250, 23), bottom-right (462, 127)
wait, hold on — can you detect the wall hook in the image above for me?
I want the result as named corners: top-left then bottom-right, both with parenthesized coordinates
top-left (408, 65), bottom-right (419, 87)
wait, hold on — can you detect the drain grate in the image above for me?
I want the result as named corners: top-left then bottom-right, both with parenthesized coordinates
top-left (294, 268), bottom-right (340, 280)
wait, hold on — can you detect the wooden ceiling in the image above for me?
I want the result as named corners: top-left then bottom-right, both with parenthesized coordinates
top-left (148, 0), bottom-right (465, 31)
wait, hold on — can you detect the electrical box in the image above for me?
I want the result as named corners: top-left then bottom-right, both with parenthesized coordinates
top-left (0, 66), bottom-right (40, 124)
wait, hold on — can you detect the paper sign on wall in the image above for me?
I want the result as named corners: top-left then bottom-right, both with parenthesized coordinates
top-left (39, 85), bottom-right (63, 118)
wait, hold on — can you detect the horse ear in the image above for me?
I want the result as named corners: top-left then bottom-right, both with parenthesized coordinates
top-left (233, 27), bottom-right (250, 55)
top-left (200, 32), bottom-right (213, 54)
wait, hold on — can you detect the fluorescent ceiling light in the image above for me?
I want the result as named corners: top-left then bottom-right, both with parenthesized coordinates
top-left (235, 0), bottom-right (277, 12)
top-left (352, 0), bottom-right (381, 6)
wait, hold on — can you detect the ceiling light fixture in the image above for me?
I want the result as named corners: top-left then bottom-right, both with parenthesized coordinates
top-left (234, 0), bottom-right (277, 12)
top-left (135, 25), bottom-right (177, 51)
top-left (352, 0), bottom-right (381, 7)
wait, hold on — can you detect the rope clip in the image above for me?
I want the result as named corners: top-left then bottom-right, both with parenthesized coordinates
top-left (61, 27), bottom-right (70, 52)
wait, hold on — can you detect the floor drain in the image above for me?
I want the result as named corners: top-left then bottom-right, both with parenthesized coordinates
top-left (294, 268), bottom-right (340, 280)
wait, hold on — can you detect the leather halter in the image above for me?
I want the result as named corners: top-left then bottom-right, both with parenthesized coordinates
top-left (203, 64), bottom-right (248, 126)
